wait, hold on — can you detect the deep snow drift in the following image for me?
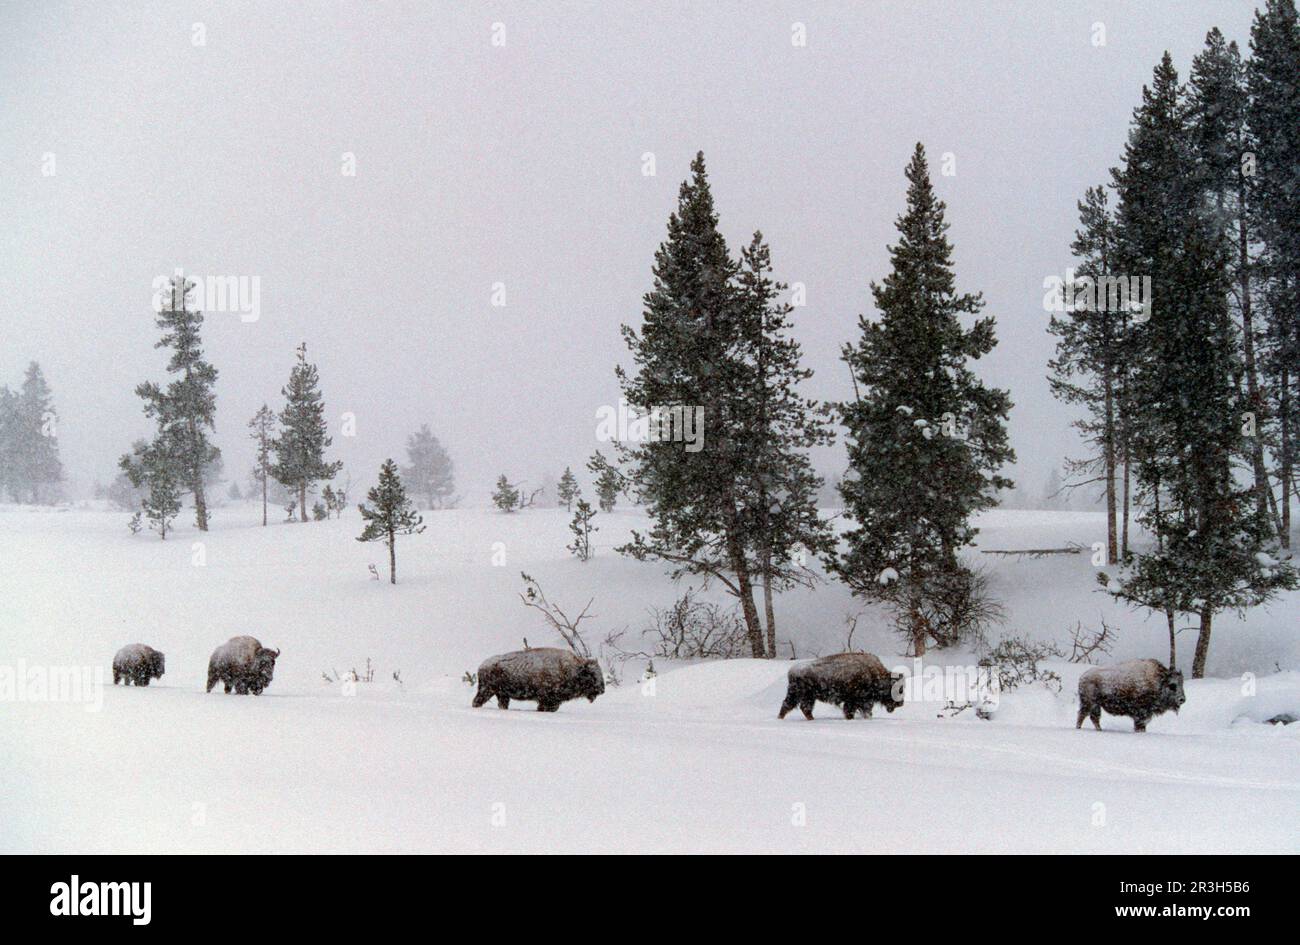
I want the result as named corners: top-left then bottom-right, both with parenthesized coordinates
top-left (1, 503), bottom-right (1296, 853)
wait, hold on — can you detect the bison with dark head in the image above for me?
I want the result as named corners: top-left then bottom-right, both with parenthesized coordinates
top-left (112, 643), bottom-right (165, 686)
top-left (472, 647), bottom-right (605, 712)
top-left (1077, 658), bottom-right (1185, 732)
top-left (206, 635), bottom-right (281, 695)
top-left (779, 652), bottom-right (904, 720)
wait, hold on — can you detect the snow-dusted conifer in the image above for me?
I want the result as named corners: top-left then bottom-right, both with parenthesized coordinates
top-left (271, 343), bottom-right (342, 523)
top-left (357, 459), bottom-right (425, 584)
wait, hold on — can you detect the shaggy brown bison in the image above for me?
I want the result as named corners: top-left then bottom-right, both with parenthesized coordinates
top-left (779, 652), bottom-right (904, 720)
top-left (472, 647), bottom-right (605, 712)
top-left (1077, 658), bottom-right (1185, 732)
top-left (112, 644), bottom-right (165, 686)
top-left (206, 635), bottom-right (280, 695)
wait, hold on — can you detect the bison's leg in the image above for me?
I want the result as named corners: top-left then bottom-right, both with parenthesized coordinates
top-left (1089, 705), bottom-right (1102, 730)
top-left (537, 700), bottom-right (560, 712)
top-left (113, 670), bottom-right (121, 685)
top-left (1075, 703), bottom-right (1088, 729)
top-left (799, 699), bottom-right (815, 720)
top-left (235, 679), bottom-right (248, 694)
top-left (1133, 714), bottom-right (1149, 733)
top-left (841, 702), bottom-right (857, 720)
top-left (206, 670), bottom-right (217, 693)
top-left (496, 694), bottom-right (510, 710)
top-left (778, 690), bottom-right (798, 719)
top-left (861, 702), bottom-right (873, 719)
top-left (137, 676), bottom-right (150, 687)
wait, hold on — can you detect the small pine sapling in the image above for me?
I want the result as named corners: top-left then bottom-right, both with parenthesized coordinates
top-left (357, 459), bottom-right (425, 584)
top-left (568, 498), bottom-right (597, 561)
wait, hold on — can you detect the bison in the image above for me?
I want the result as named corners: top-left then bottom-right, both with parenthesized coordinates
top-left (472, 647), bottom-right (605, 712)
top-left (1076, 658), bottom-right (1185, 732)
top-left (779, 652), bottom-right (905, 720)
top-left (206, 635), bottom-right (280, 695)
top-left (112, 644), bottom-right (165, 687)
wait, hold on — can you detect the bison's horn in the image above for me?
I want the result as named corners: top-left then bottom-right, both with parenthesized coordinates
top-left (270, 648), bottom-right (280, 658)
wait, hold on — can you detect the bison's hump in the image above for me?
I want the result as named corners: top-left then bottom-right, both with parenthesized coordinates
top-left (790, 651), bottom-right (890, 681)
top-left (479, 647), bottom-right (587, 675)
top-left (114, 643), bottom-right (158, 664)
top-left (1079, 658), bottom-right (1165, 689)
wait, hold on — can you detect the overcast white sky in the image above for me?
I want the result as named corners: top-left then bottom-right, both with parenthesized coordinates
top-left (0, 1), bottom-right (1259, 503)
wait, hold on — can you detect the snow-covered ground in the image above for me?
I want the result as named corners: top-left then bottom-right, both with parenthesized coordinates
top-left (2, 503), bottom-right (1296, 853)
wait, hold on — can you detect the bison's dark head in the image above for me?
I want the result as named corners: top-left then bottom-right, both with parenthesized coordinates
top-left (151, 651), bottom-right (166, 680)
top-left (579, 659), bottom-right (605, 701)
top-left (254, 647), bottom-right (280, 683)
top-left (883, 672), bottom-right (906, 712)
top-left (1160, 667), bottom-right (1185, 713)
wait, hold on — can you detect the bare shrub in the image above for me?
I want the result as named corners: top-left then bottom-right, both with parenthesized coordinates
top-left (605, 588), bottom-right (749, 664)
top-left (889, 564), bottom-right (1006, 652)
top-left (519, 572), bottom-right (593, 657)
top-left (980, 634), bottom-right (1063, 693)
top-left (1066, 619), bottom-right (1115, 664)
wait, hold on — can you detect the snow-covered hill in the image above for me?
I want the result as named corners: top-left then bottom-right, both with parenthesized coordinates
top-left (1, 504), bottom-right (1296, 852)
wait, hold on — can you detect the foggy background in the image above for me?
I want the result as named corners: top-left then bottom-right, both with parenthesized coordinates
top-left (0, 1), bottom-right (1257, 504)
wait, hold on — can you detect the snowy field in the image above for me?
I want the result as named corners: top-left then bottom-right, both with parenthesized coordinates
top-left (1, 503), bottom-right (1297, 853)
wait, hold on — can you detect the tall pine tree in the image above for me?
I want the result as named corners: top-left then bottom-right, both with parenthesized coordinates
top-left (402, 424), bottom-right (456, 510)
top-left (1048, 185), bottom-right (1129, 562)
top-left (135, 275), bottom-right (219, 530)
top-left (248, 404), bottom-right (276, 527)
top-left (734, 232), bottom-right (834, 657)
top-left (271, 343), bottom-right (342, 523)
top-left (1248, 0), bottom-right (1300, 547)
top-left (837, 143), bottom-right (1014, 656)
top-left (1105, 52), bottom-right (1294, 677)
top-left (615, 152), bottom-right (768, 657)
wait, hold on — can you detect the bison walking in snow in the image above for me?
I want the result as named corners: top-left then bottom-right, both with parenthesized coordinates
top-left (112, 644), bottom-right (165, 686)
top-left (472, 647), bottom-right (605, 712)
top-left (1076, 658), bottom-right (1185, 732)
top-left (779, 652), bottom-right (905, 720)
top-left (206, 636), bottom-right (281, 695)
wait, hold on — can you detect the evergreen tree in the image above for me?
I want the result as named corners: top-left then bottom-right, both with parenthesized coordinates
top-left (837, 143), bottom-right (1014, 655)
top-left (120, 439), bottom-right (180, 539)
top-left (402, 424), bottom-right (456, 509)
top-left (567, 498), bottom-right (597, 562)
top-left (1187, 29), bottom-right (1272, 528)
top-left (357, 459), bottom-right (425, 584)
top-left (588, 450), bottom-right (621, 513)
top-left (1048, 185), bottom-right (1129, 560)
top-left (734, 232), bottom-right (835, 656)
top-left (557, 466), bottom-right (579, 510)
top-left (248, 404), bottom-right (276, 527)
top-left (271, 343), bottom-right (342, 523)
top-left (134, 275), bottom-right (219, 530)
top-left (492, 475), bottom-right (520, 512)
top-left (1106, 52), bottom-right (1295, 677)
top-left (1248, 0), bottom-right (1300, 546)
top-left (0, 384), bottom-right (14, 501)
top-left (4, 363), bottom-right (64, 503)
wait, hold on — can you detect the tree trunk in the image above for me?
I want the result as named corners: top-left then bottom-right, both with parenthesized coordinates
top-left (723, 507), bottom-right (764, 658)
top-left (1237, 179), bottom-right (1269, 524)
top-left (1121, 446), bottom-right (1131, 558)
top-left (1191, 607), bottom-right (1212, 679)
top-left (1282, 364), bottom-right (1292, 549)
top-left (1104, 369), bottom-right (1118, 564)
top-left (1166, 608), bottom-right (1177, 670)
top-left (761, 552), bottom-right (777, 659)
top-left (388, 532), bottom-right (396, 585)
top-left (299, 481), bottom-right (308, 524)
top-left (261, 468), bottom-right (268, 527)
